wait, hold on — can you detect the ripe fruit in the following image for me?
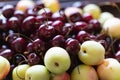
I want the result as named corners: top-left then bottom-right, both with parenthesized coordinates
top-left (2, 4), bottom-right (15, 18)
top-left (42, 0), bottom-right (60, 12)
top-left (16, 0), bottom-right (35, 12)
top-left (71, 64), bottom-right (98, 80)
top-left (78, 40), bottom-right (105, 65)
top-left (64, 7), bottom-right (83, 22)
top-left (44, 47), bottom-right (71, 74)
top-left (98, 12), bottom-right (114, 25)
top-left (12, 64), bottom-right (30, 80)
top-left (97, 58), bottom-right (120, 80)
top-left (83, 4), bottom-right (101, 19)
top-left (103, 17), bottom-right (120, 38)
top-left (25, 65), bottom-right (50, 80)
top-left (51, 72), bottom-right (70, 80)
top-left (0, 56), bottom-right (10, 80)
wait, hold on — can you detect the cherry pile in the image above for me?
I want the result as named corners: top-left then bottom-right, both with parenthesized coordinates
top-left (0, 1), bottom-right (120, 80)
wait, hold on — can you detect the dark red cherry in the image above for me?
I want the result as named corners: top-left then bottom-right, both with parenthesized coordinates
top-left (98, 40), bottom-right (108, 50)
top-left (37, 24), bottom-right (55, 41)
top-left (51, 35), bottom-right (65, 48)
top-left (65, 38), bottom-right (80, 55)
top-left (0, 49), bottom-right (14, 61)
top-left (0, 18), bottom-right (9, 31)
top-left (51, 11), bottom-right (66, 22)
top-left (88, 19), bottom-right (101, 33)
top-left (35, 15), bottom-right (47, 29)
top-left (38, 8), bottom-right (52, 20)
top-left (33, 1), bottom-right (45, 12)
top-left (52, 20), bottom-right (64, 34)
top-left (11, 37), bottom-right (27, 53)
top-left (25, 8), bottom-right (37, 17)
top-left (65, 7), bottom-right (82, 23)
top-left (76, 30), bottom-right (90, 43)
top-left (73, 21), bottom-right (88, 34)
top-left (28, 53), bottom-right (41, 66)
top-left (2, 5), bottom-right (15, 18)
top-left (32, 38), bottom-right (46, 54)
top-left (14, 10), bottom-right (25, 23)
top-left (7, 16), bottom-right (20, 32)
top-left (26, 42), bottom-right (34, 54)
top-left (6, 33), bottom-right (19, 45)
top-left (62, 23), bottom-right (74, 36)
top-left (82, 13), bottom-right (93, 23)
top-left (21, 16), bottom-right (36, 35)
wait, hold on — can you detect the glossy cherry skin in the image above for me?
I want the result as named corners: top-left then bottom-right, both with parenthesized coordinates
top-left (37, 24), bottom-right (56, 41)
top-left (38, 8), bottom-right (53, 20)
top-left (76, 30), bottom-right (90, 43)
top-left (52, 20), bottom-right (64, 34)
top-left (21, 16), bottom-right (36, 35)
top-left (82, 13), bottom-right (93, 22)
top-left (2, 4), bottom-right (15, 18)
top-left (0, 18), bottom-right (9, 31)
top-left (26, 42), bottom-right (34, 53)
top-left (14, 10), bottom-right (25, 23)
top-left (5, 33), bottom-right (19, 45)
top-left (32, 38), bottom-right (46, 54)
top-left (88, 19), bottom-right (101, 34)
top-left (62, 23), bottom-right (74, 36)
top-left (27, 53), bottom-right (41, 66)
top-left (7, 16), bottom-right (20, 32)
top-left (11, 37), bottom-right (27, 53)
top-left (0, 49), bottom-right (14, 61)
top-left (35, 15), bottom-right (47, 29)
top-left (65, 38), bottom-right (80, 55)
top-left (51, 11), bottom-right (66, 22)
top-left (51, 35), bottom-right (65, 48)
top-left (73, 21), bottom-right (88, 34)
top-left (33, 1), bottom-right (45, 12)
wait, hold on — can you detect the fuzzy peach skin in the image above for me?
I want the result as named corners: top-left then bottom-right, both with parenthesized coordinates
top-left (97, 58), bottom-right (120, 80)
top-left (71, 64), bottom-right (98, 80)
top-left (0, 56), bottom-right (10, 80)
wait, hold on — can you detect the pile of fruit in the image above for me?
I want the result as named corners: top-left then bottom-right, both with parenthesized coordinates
top-left (1, 0), bottom-right (120, 80)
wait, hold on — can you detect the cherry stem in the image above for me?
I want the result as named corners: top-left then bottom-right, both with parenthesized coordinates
top-left (5, 33), bottom-right (34, 42)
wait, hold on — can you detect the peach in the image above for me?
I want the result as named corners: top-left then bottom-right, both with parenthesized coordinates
top-left (0, 56), bottom-right (10, 80)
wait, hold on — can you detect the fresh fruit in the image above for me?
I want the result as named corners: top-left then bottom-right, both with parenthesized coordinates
top-left (0, 56), bottom-right (10, 80)
top-left (42, 0), bottom-right (60, 12)
top-left (2, 4), bottom-right (15, 18)
top-left (16, 0), bottom-right (35, 12)
top-left (97, 58), bottom-right (120, 80)
top-left (83, 4), bottom-right (101, 19)
top-left (64, 7), bottom-right (83, 22)
top-left (103, 17), bottom-right (120, 38)
top-left (44, 47), bottom-right (71, 74)
top-left (1, 1), bottom-right (120, 80)
top-left (25, 65), bottom-right (50, 80)
top-left (98, 12), bottom-right (114, 25)
top-left (12, 64), bottom-right (30, 80)
top-left (71, 64), bottom-right (98, 80)
top-left (51, 72), bottom-right (70, 80)
top-left (78, 40), bottom-right (105, 65)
